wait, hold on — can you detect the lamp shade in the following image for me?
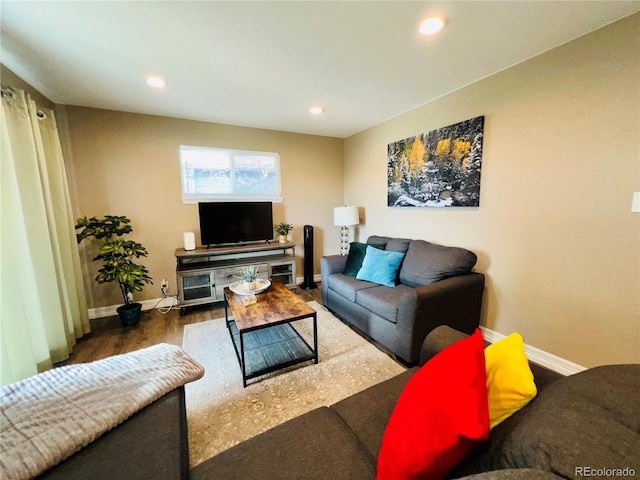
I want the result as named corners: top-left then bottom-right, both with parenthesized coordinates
top-left (334, 206), bottom-right (359, 226)
top-left (632, 192), bottom-right (640, 213)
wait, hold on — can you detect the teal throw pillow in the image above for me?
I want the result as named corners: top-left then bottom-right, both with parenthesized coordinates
top-left (344, 242), bottom-right (385, 276)
top-left (356, 246), bottom-right (405, 287)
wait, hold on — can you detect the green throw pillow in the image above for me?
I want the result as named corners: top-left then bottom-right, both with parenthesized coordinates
top-left (356, 246), bottom-right (405, 287)
top-left (344, 242), bottom-right (385, 276)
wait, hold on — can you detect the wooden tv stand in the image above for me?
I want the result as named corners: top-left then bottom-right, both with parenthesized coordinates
top-left (175, 242), bottom-right (296, 314)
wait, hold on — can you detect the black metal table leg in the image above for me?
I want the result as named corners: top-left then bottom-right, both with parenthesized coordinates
top-left (313, 313), bottom-right (318, 364)
top-left (240, 331), bottom-right (247, 388)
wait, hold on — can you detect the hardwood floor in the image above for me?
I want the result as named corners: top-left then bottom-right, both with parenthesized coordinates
top-left (64, 285), bottom-right (323, 365)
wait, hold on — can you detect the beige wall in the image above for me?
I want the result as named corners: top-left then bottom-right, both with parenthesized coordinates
top-left (64, 107), bottom-right (344, 308)
top-left (343, 14), bottom-right (640, 368)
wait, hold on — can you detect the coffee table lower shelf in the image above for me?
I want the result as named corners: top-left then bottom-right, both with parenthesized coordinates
top-left (226, 319), bottom-right (317, 387)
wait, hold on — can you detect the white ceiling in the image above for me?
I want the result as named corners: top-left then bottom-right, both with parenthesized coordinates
top-left (1, 1), bottom-right (638, 138)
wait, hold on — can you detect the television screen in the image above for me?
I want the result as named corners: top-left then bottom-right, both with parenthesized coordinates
top-left (199, 202), bottom-right (273, 246)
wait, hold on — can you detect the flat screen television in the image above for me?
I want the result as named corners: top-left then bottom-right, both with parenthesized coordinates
top-left (199, 201), bottom-right (273, 247)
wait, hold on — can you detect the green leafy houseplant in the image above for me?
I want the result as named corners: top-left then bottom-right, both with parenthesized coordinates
top-left (274, 222), bottom-right (293, 236)
top-left (75, 215), bottom-right (153, 325)
top-left (274, 222), bottom-right (293, 243)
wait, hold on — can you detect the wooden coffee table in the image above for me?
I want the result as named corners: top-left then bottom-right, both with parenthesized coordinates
top-left (224, 281), bottom-right (318, 387)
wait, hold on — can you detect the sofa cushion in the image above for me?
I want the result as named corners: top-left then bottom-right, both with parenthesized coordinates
top-left (331, 369), bottom-right (416, 462)
top-left (366, 235), bottom-right (391, 246)
top-left (376, 329), bottom-right (489, 480)
top-left (344, 242), bottom-right (386, 276)
top-left (327, 273), bottom-right (378, 303)
top-left (485, 333), bottom-right (537, 429)
top-left (190, 407), bottom-right (376, 480)
top-left (487, 364), bottom-right (640, 478)
top-left (366, 236), bottom-right (412, 253)
top-left (399, 240), bottom-right (477, 287)
top-left (355, 284), bottom-right (414, 324)
top-left (356, 246), bottom-right (405, 287)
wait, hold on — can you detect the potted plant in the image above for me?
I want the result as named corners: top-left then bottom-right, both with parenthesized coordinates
top-left (236, 265), bottom-right (259, 291)
top-left (75, 215), bottom-right (153, 326)
top-left (274, 222), bottom-right (293, 243)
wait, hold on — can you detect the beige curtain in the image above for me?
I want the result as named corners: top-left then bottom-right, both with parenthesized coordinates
top-left (1, 86), bottom-right (89, 386)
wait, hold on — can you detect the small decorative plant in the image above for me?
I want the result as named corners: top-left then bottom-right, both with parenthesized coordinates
top-left (274, 222), bottom-right (293, 242)
top-left (236, 265), bottom-right (259, 283)
top-left (75, 215), bottom-right (152, 324)
top-left (236, 265), bottom-right (260, 291)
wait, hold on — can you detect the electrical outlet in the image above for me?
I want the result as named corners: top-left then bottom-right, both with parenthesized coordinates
top-left (161, 279), bottom-right (168, 289)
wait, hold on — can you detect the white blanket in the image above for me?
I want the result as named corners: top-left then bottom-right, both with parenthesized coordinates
top-left (0, 343), bottom-right (204, 480)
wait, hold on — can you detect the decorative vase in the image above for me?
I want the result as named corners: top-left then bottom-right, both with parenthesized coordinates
top-left (278, 234), bottom-right (287, 243)
top-left (117, 302), bottom-right (142, 326)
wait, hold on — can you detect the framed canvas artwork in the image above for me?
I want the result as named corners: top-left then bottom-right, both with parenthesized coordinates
top-left (387, 116), bottom-right (484, 207)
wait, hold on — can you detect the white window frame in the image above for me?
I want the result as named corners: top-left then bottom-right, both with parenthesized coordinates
top-left (179, 145), bottom-right (282, 203)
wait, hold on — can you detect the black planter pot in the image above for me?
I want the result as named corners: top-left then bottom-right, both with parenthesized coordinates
top-left (116, 302), bottom-right (142, 326)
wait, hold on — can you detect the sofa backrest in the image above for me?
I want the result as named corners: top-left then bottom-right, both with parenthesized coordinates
top-left (399, 240), bottom-right (477, 287)
top-left (366, 235), bottom-right (411, 253)
top-left (367, 236), bottom-right (477, 288)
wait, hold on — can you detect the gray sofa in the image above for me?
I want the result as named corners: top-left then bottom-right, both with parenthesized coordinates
top-left (191, 326), bottom-right (640, 479)
top-left (321, 235), bottom-right (485, 364)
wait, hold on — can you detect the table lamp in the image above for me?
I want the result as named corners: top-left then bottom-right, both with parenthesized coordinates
top-left (334, 206), bottom-right (359, 255)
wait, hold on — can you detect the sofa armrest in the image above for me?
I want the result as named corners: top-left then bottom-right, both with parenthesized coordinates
top-left (419, 325), bottom-right (470, 366)
top-left (321, 255), bottom-right (348, 304)
top-left (396, 272), bottom-right (485, 364)
top-left (37, 387), bottom-right (189, 480)
top-left (321, 255), bottom-right (348, 276)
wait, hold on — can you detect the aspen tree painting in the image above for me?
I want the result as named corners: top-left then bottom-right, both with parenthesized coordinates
top-left (387, 116), bottom-right (484, 207)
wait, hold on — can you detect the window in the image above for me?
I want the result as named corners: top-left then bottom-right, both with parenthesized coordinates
top-left (179, 145), bottom-right (282, 203)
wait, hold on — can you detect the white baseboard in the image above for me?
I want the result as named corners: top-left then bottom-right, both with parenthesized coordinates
top-left (479, 326), bottom-right (586, 376)
top-left (295, 273), bottom-right (322, 287)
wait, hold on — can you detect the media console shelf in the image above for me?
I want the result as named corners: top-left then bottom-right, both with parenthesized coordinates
top-left (175, 242), bottom-right (296, 314)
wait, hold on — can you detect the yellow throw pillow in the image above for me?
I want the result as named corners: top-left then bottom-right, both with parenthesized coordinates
top-left (484, 333), bottom-right (537, 429)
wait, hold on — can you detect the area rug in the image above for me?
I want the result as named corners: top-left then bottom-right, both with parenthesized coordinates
top-left (183, 301), bottom-right (406, 467)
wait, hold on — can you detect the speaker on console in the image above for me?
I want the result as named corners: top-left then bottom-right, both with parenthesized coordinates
top-left (300, 225), bottom-right (317, 290)
top-left (183, 232), bottom-right (196, 251)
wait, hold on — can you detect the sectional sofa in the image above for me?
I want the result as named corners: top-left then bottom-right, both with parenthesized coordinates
top-left (27, 331), bottom-right (639, 479)
top-left (191, 326), bottom-right (639, 479)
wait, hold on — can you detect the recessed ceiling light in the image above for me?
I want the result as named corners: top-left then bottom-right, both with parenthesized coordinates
top-left (146, 76), bottom-right (167, 88)
top-left (310, 106), bottom-right (324, 115)
top-left (419, 17), bottom-right (445, 35)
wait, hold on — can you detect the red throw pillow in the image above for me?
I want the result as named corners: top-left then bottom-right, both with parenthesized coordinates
top-left (376, 329), bottom-right (489, 480)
